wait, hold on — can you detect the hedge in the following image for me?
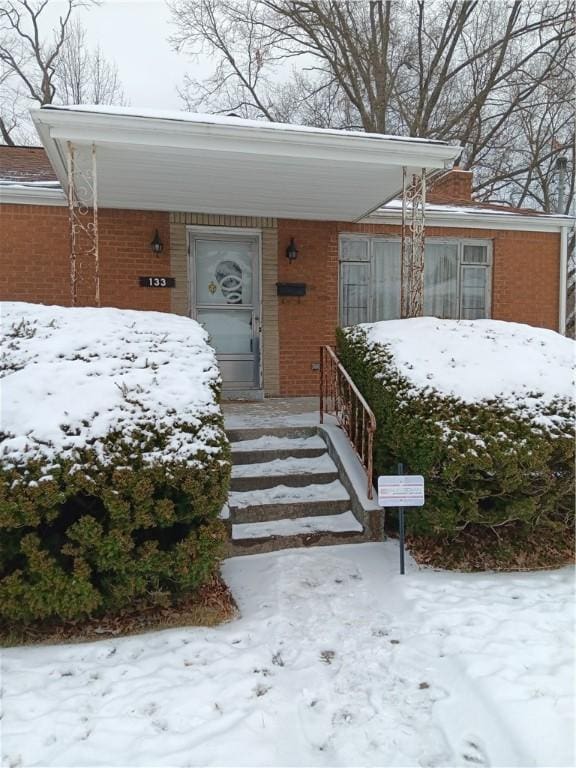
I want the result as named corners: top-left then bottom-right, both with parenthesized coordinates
top-left (0, 303), bottom-right (230, 625)
top-left (337, 326), bottom-right (575, 550)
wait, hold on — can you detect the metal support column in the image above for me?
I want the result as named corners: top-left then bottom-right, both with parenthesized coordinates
top-left (401, 167), bottom-right (426, 318)
top-left (66, 141), bottom-right (100, 307)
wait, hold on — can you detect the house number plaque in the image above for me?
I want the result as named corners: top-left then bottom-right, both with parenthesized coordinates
top-left (139, 276), bottom-right (176, 288)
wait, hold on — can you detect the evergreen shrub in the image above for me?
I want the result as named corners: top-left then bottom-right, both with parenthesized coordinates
top-left (0, 303), bottom-right (230, 624)
top-left (337, 326), bottom-right (574, 552)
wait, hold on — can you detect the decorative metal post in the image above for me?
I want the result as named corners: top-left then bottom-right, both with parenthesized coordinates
top-left (401, 167), bottom-right (426, 318)
top-left (66, 141), bottom-right (100, 307)
top-left (66, 143), bottom-right (78, 307)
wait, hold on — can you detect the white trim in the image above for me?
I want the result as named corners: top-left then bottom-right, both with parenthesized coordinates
top-left (32, 107), bottom-right (459, 171)
top-left (30, 107), bottom-right (460, 221)
top-left (559, 225), bottom-right (569, 335)
top-left (0, 185), bottom-right (65, 206)
top-left (366, 207), bottom-right (573, 233)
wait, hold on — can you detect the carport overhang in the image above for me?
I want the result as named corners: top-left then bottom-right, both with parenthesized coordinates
top-left (31, 105), bottom-right (460, 221)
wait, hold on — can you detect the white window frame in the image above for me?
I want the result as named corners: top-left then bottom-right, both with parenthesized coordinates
top-left (338, 234), bottom-right (493, 324)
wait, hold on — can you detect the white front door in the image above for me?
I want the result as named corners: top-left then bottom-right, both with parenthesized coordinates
top-left (189, 232), bottom-right (261, 391)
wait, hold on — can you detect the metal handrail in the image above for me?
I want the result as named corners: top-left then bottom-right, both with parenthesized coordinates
top-left (319, 345), bottom-right (376, 499)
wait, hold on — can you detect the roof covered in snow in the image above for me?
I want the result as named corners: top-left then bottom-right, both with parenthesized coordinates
top-left (41, 104), bottom-right (452, 146)
top-left (376, 197), bottom-right (573, 220)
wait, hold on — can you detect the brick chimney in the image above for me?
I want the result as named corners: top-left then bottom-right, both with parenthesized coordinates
top-left (428, 166), bottom-right (473, 204)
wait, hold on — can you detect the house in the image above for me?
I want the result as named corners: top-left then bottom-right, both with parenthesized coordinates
top-left (0, 105), bottom-right (571, 399)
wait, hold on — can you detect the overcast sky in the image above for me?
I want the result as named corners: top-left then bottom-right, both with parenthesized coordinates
top-left (48, 0), bottom-right (207, 109)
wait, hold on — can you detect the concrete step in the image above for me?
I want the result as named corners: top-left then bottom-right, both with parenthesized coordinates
top-left (233, 510), bottom-right (363, 540)
top-left (226, 426), bottom-right (318, 443)
top-left (231, 472), bottom-right (339, 492)
top-left (229, 479), bottom-right (350, 512)
top-left (232, 447), bottom-right (327, 465)
top-left (224, 423), bottom-right (377, 555)
top-left (231, 432), bottom-right (328, 465)
top-left (230, 454), bottom-right (338, 491)
top-left (229, 511), bottom-right (367, 556)
top-left (231, 498), bottom-right (351, 524)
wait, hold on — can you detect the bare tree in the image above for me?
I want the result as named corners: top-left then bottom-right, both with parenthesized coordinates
top-left (0, 0), bottom-right (126, 145)
top-left (169, 0), bottom-right (574, 207)
top-left (55, 19), bottom-right (126, 105)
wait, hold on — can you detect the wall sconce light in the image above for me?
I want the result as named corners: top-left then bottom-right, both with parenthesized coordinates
top-left (286, 237), bottom-right (299, 263)
top-left (150, 229), bottom-right (164, 255)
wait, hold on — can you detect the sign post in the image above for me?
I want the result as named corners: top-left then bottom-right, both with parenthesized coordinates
top-left (378, 465), bottom-right (425, 575)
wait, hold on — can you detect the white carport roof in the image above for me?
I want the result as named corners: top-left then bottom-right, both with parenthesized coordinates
top-left (31, 105), bottom-right (460, 221)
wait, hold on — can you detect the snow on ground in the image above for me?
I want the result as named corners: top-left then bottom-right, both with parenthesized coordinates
top-left (359, 318), bottom-right (575, 427)
top-left (0, 302), bottom-right (222, 467)
top-left (2, 543), bottom-right (573, 768)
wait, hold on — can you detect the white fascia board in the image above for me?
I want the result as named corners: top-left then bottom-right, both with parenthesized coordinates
top-left (367, 209), bottom-right (574, 233)
top-left (31, 108), bottom-right (460, 170)
top-left (32, 118), bottom-right (70, 191)
top-left (0, 185), bottom-right (66, 206)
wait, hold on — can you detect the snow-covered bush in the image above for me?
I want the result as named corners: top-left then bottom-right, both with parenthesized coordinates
top-left (0, 303), bottom-right (230, 624)
top-left (337, 319), bottom-right (575, 564)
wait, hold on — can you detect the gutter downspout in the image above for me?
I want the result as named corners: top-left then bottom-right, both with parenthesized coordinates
top-left (558, 224), bottom-right (568, 335)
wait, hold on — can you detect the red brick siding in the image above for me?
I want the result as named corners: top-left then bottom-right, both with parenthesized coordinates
top-left (428, 169), bottom-right (473, 203)
top-left (0, 204), bottom-right (171, 311)
top-left (277, 221), bottom-right (340, 396)
top-left (0, 203), bottom-right (560, 398)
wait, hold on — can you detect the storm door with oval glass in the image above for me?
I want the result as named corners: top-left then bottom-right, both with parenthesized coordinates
top-left (189, 232), bottom-right (261, 392)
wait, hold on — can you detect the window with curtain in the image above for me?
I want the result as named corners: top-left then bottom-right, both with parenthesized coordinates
top-left (339, 236), bottom-right (491, 325)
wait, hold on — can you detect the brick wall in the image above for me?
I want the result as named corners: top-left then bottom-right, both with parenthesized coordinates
top-left (277, 221), bottom-right (339, 396)
top-left (428, 168), bottom-right (473, 203)
top-left (277, 218), bottom-right (560, 395)
top-left (1, 204), bottom-right (71, 306)
top-left (0, 204), bottom-right (171, 311)
top-left (0, 201), bottom-right (561, 398)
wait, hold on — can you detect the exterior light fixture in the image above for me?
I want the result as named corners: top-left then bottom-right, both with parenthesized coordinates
top-left (150, 229), bottom-right (164, 255)
top-left (286, 237), bottom-right (299, 263)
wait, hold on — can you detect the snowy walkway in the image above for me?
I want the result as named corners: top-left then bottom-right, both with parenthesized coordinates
top-left (1, 543), bottom-right (574, 767)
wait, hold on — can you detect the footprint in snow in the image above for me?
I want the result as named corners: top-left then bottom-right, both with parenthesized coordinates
top-left (142, 701), bottom-right (158, 717)
top-left (252, 667), bottom-right (272, 677)
top-left (254, 684), bottom-right (270, 697)
top-left (332, 709), bottom-right (354, 725)
top-left (461, 739), bottom-right (490, 766)
top-left (271, 651), bottom-right (284, 667)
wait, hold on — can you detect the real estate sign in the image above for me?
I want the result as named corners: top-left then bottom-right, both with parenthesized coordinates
top-left (378, 475), bottom-right (425, 508)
